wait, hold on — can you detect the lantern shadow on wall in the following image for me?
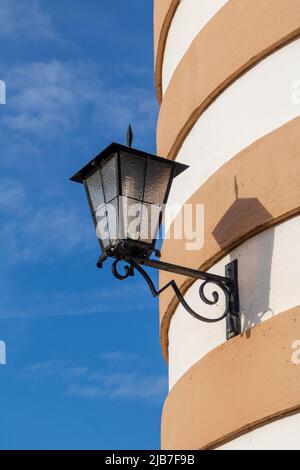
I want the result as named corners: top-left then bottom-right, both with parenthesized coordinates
top-left (212, 177), bottom-right (275, 334)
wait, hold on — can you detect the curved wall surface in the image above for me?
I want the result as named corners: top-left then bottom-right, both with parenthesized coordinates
top-left (154, 0), bottom-right (300, 450)
top-left (162, 0), bottom-right (229, 95)
top-left (162, 307), bottom-right (300, 450)
top-left (164, 39), bottom-right (300, 232)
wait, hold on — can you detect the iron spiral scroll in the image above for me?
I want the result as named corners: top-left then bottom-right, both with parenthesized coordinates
top-left (112, 258), bottom-right (232, 324)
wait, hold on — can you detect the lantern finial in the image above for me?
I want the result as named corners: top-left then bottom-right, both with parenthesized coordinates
top-left (127, 125), bottom-right (133, 147)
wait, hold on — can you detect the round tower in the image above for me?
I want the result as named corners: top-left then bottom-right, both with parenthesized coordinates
top-left (154, 0), bottom-right (300, 450)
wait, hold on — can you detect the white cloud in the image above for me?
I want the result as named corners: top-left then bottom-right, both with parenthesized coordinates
top-left (0, 59), bottom-right (157, 150)
top-left (68, 373), bottom-right (167, 403)
top-left (0, 178), bottom-right (92, 264)
top-left (2, 60), bottom-right (97, 137)
top-left (0, 0), bottom-right (58, 41)
top-left (24, 360), bottom-right (90, 381)
top-left (23, 359), bottom-right (69, 378)
top-left (0, 178), bottom-right (154, 319)
top-left (0, 275), bottom-right (151, 319)
top-left (0, 179), bottom-right (27, 212)
top-left (100, 351), bottom-right (137, 362)
top-left (93, 85), bottom-right (157, 139)
top-left (0, 59), bottom-right (157, 264)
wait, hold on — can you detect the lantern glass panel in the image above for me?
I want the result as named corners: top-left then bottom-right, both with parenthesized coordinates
top-left (95, 204), bottom-right (110, 248)
top-left (140, 203), bottom-right (161, 244)
top-left (101, 153), bottom-right (118, 203)
top-left (120, 152), bottom-right (147, 200)
top-left (144, 159), bottom-right (172, 205)
top-left (86, 168), bottom-right (105, 213)
top-left (107, 197), bottom-right (119, 244)
top-left (119, 196), bottom-right (143, 241)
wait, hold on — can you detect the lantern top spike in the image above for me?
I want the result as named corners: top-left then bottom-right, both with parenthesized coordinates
top-left (127, 125), bottom-right (133, 148)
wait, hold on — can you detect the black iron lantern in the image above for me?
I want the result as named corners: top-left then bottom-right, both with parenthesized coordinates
top-left (71, 138), bottom-right (187, 265)
top-left (71, 128), bottom-right (241, 340)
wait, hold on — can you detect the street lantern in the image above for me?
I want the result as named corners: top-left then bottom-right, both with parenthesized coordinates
top-left (70, 137), bottom-right (187, 264)
top-left (71, 128), bottom-right (241, 340)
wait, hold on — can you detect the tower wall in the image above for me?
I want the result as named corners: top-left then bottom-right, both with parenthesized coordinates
top-left (154, 0), bottom-right (300, 450)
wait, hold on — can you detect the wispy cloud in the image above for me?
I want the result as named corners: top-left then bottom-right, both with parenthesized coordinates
top-left (1, 60), bottom-right (98, 138)
top-left (0, 56), bottom-right (157, 262)
top-left (0, 178), bottom-right (92, 264)
top-left (24, 360), bottom-right (89, 380)
top-left (0, 59), bottom-right (157, 159)
top-left (68, 373), bottom-right (167, 403)
top-left (23, 359), bottom-right (70, 378)
top-left (100, 351), bottom-right (137, 362)
top-left (0, 0), bottom-right (59, 41)
top-left (23, 357), bottom-right (167, 405)
top-left (0, 178), bottom-right (27, 212)
top-left (0, 276), bottom-right (151, 319)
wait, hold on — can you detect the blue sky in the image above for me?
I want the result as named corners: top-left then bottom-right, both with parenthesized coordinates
top-left (0, 0), bottom-right (167, 450)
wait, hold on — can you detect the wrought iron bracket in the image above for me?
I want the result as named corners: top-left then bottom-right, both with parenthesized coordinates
top-left (225, 260), bottom-right (241, 340)
top-left (99, 254), bottom-right (241, 340)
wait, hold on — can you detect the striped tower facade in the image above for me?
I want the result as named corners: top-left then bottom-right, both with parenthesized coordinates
top-left (154, 0), bottom-right (300, 450)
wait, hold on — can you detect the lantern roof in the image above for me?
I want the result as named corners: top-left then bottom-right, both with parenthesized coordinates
top-left (70, 142), bottom-right (188, 184)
